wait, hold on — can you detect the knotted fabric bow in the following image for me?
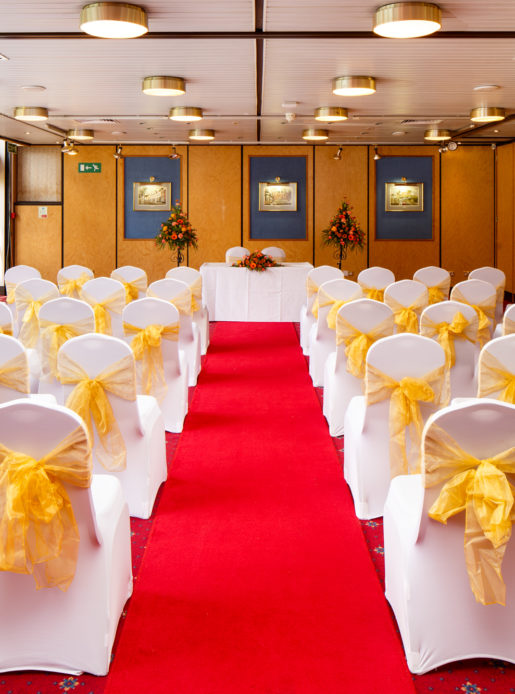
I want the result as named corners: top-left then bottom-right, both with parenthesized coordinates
top-left (426, 276), bottom-right (451, 305)
top-left (366, 362), bottom-right (448, 477)
top-left (0, 426), bottom-right (92, 591)
top-left (335, 313), bottom-right (394, 378)
top-left (124, 321), bottom-right (180, 402)
top-left (420, 311), bottom-right (477, 369)
top-left (358, 284), bottom-right (385, 302)
top-left (451, 286), bottom-right (495, 347)
top-left (384, 292), bottom-right (427, 334)
top-left (312, 284), bottom-right (361, 329)
top-left (111, 270), bottom-right (147, 304)
top-left (58, 273), bottom-right (92, 299)
top-left (147, 285), bottom-right (193, 316)
top-left (478, 350), bottom-right (515, 404)
top-left (80, 287), bottom-right (125, 335)
top-left (59, 351), bottom-right (136, 471)
top-left (424, 424), bottom-right (515, 605)
top-left (39, 315), bottom-right (94, 380)
top-left (15, 285), bottom-right (58, 348)
top-left (0, 352), bottom-right (29, 394)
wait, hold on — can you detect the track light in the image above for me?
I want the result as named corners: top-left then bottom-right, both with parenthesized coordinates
top-left (113, 144), bottom-right (123, 159)
top-left (168, 145), bottom-right (180, 160)
top-left (61, 138), bottom-right (77, 155)
top-left (373, 146), bottom-right (381, 161)
top-left (333, 146), bottom-right (343, 161)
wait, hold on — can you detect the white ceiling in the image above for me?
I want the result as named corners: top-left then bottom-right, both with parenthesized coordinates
top-left (0, 0), bottom-right (514, 146)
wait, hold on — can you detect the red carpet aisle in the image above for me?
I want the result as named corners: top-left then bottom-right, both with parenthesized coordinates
top-left (105, 322), bottom-right (415, 694)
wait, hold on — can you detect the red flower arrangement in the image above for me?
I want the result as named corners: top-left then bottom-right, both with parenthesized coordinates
top-left (321, 200), bottom-right (365, 269)
top-left (233, 251), bottom-right (280, 272)
top-left (155, 201), bottom-right (198, 266)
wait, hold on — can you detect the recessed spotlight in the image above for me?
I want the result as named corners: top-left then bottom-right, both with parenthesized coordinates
top-left (494, 129), bottom-right (500, 133)
top-left (111, 130), bottom-right (126, 135)
top-left (473, 85), bottom-right (500, 92)
top-left (392, 131), bottom-right (406, 136)
top-left (20, 85), bottom-right (46, 92)
top-left (0, 54), bottom-right (9, 62)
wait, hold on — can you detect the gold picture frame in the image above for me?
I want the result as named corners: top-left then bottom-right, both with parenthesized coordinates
top-left (385, 181), bottom-right (424, 212)
top-left (259, 180), bottom-right (297, 212)
top-left (133, 181), bottom-right (171, 211)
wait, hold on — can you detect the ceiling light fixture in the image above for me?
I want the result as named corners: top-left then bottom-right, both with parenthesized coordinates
top-left (168, 145), bottom-right (180, 160)
top-left (302, 129), bottom-right (329, 141)
top-left (61, 138), bottom-right (78, 155)
top-left (169, 106), bottom-right (203, 122)
top-left (13, 106), bottom-right (48, 121)
top-left (67, 128), bottom-right (94, 141)
top-left (373, 2), bottom-right (441, 38)
top-left (113, 144), bottom-right (123, 159)
top-left (332, 76), bottom-right (376, 96)
top-left (142, 76), bottom-right (186, 96)
top-left (333, 146), bottom-right (343, 160)
top-left (373, 146), bottom-right (381, 160)
top-left (424, 128), bottom-right (451, 141)
top-left (188, 129), bottom-right (215, 141)
top-left (80, 2), bottom-right (148, 38)
top-left (314, 107), bottom-right (348, 122)
top-left (470, 106), bottom-right (506, 123)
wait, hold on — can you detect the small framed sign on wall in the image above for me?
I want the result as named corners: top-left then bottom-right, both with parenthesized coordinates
top-left (385, 181), bottom-right (424, 212)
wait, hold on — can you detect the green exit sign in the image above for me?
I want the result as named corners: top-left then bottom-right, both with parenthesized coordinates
top-left (78, 162), bottom-right (101, 173)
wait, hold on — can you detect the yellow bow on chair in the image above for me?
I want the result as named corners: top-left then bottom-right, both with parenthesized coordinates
top-left (362, 286), bottom-right (385, 302)
top-left (124, 321), bottom-right (180, 402)
top-left (478, 350), bottom-right (515, 404)
top-left (0, 352), bottom-right (30, 394)
top-left (39, 316), bottom-right (93, 380)
top-left (420, 311), bottom-right (477, 369)
top-left (15, 285), bottom-right (57, 349)
top-left (336, 312), bottom-right (394, 378)
top-left (312, 284), bottom-right (360, 329)
top-left (426, 276), bottom-right (451, 305)
top-left (80, 287), bottom-right (125, 335)
top-left (451, 286), bottom-right (495, 347)
top-left (366, 362), bottom-right (448, 477)
top-left (147, 285), bottom-right (193, 316)
top-left (424, 423), bottom-right (515, 605)
top-left (111, 270), bottom-right (147, 304)
top-left (59, 351), bottom-right (136, 471)
top-left (58, 273), bottom-right (91, 299)
top-left (0, 426), bottom-right (92, 591)
top-left (384, 293), bottom-right (427, 334)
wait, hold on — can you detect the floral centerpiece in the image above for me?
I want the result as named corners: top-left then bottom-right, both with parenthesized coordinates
top-left (155, 201), bottom-right (197, 266)
top-left (233, 251), bottom-right (280, 272)
top-left (321, 200), bottom-right (365, 269)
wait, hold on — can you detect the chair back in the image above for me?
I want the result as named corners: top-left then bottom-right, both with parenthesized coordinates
top-left (413, 266), bottom-right (451, 303)
top-left (81, 277), bottom-right (126, 337)
top-left (503, 304), bottom-right (515, 336)
top-left (4, 265), bottom-right (41, 311)
top-left (0, 334), bottom-right (30, 403)
top-left (261, 246), bottom-right (286, 262)
top-left (0, 302), bottom-right (14, 336)
top-left (225, 246), bottom-right (249, 264)
top-left (477, 335), bottom-right (515, 402)
top-left (469, 266), bottom-right (506, 324)
top-left (110, 266), bottom-right (148, 302)
top-left (450, 279), bottom-right (496, 344)
top-left (384, 279), bottom-right (428, 333)
top-left (305, 265), bottom-right (343, 309)
top-left (147, 278), bottom-right (195, 340)
top-left (357, 267), bottom-right (395, 300)
top-left (315, 278), bottom-right (362, 331)
top-left (57, 265), bottom-right (94, 299)
top-left (367, 333), bottom-right (445, 382)
top-left (14, 278), bottom-right (59, 347)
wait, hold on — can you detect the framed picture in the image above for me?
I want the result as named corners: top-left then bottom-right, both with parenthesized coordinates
top-left (133, 181), bottom-right (171, 211)
top-left (258, 180), bottom-right (297, 212)
top-left (385, 181), bottom-right (424, 212)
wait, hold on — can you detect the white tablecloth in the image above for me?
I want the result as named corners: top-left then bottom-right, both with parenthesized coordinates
top-left (200, 262), bottom-right (313, 321)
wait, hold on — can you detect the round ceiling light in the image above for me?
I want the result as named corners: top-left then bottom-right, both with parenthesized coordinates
top-left (142, 76), bottom-right (186, 96)
top-left (188, 129), bottom-right (215, 141)
top-left (13, 106), bottom-right (48, 121)
top-left (470, 106), bottom-right (506, 123)
top-left (314, 107), bottom-right (348, 122)
top-left (169, 106), bottom-right (203, 122)
top-left (424, 128), bottom-right (451, 141)
top-left (373, 2), bottom-right (441, 38)
top-left (80, 3), bottom-right (148, 38)
top-left (302, 129), bottom-right (329, 141)
top-left (332, 76), bottom-right (376, 96)
top-left (67, 128), bottom-right (94, 141)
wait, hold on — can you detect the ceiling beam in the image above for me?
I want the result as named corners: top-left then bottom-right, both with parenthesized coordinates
top-left (452, 113), bottom-right (515, 140)
top-left (255, 0), bottom-right (264, 142)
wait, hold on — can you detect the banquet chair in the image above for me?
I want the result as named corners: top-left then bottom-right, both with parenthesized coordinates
top-left (503, 303), bottom-right (515, 336)
top-left (0, 334), bottom-right (56, 406)
top-left (420, 301), bottom-right (479, 398)
top-left (58, 333), bottom-right (167, 519)
top-left (225, 246), bottom-right (250, 265)
top-left (477, 334), bottom-right (515, 404)
top-left (261, 246), bottom-right (286, 262)
top-left (413, 266), bottom-right (451, 304)
top-left (344, 333), bottom-right (447, 519)
top-left (357, 266), bottom-right (395, 302)
top-left (147, 278), bottom-right (201, 386)
top-left (308, 278), bottom-right (362, 386)
top-left (300, 265), bottom-right (343, 355)
top-left (450, 279), bottom-right (496, 346)
top-left (469, 266), bottom-right (506, 326)
top-left (384, 399), bottom-right (515, 674)
top-left (57, 264), bottom-right (94, 299)
top-left (323, 299), bottom-right (394, 436)
top-left (37, 297), bottom-right (95, 400)
top-left (4, 264), bottom-right (41, 328)
top-left (111, 265), bottom-right (148, 303)
top-left (0, 302), bottom-right (14, 337)
top-left (0, 398), bottom-right (132, 676)
top-left (80, 277), bottom-right (126, 338)
top-left (166, 266), bottom-right (209, 354)
top-left (123, 297), bottom-right (188, 432)
top-left (384, 279), bottom-right (428, 333)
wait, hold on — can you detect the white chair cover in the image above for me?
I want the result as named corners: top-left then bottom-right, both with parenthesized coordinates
top-left (413, 266), bottom-right (451, 304)
top-left (80, 277), bottom-right (126, 338)
top-left (469, 266), bottom-right (506, 326)
top-left (357, 266), bottom-right (395, 302)
top-left (4, 265), bottom-right (41, 329)
top-left (110, 266), bottom-right (148, 303)
top-left (384, 279), bottom-right (428, 334)
top-left (261, 246), bottom-right (286, 262)
top-left (57, 265), bottom-right (94, 299)
top-left (477, 334), bottom-right (515, 403)
top-left (450, 279), bottom-right (496, 346)
top-left (0, 302), bottom-right (14, 338)
top-left (166, 266), bottom-right (209, 355)
top-left (300, 265), bottom-right (343, 355)
top-left (225, 246), bottom-right (249, 265)
top-left (503, 303), bottom-right (515, 336)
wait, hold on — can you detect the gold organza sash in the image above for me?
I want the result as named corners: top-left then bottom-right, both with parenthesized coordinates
top-left (0, 426), bottom-right (92, 591)
top-left (15, 285), bottom-right (57, 348)
top-left (420, 311), bottom-right (476, 369)
top-left (81, 287), bottom-right (125, 335)
top-left (424, 424), bottom-right (515, 605)
top-left (362, 287), bottom-right (385, 302)
top-left (478, 350), bottom-right (515, 404)
top-left (503, 315), bottom-right (515, 336)
top-left (59, 352), bottom-right (136, 471)
top-left (189, 275), bottom-right (202, 313)
top-left (124, 321), bottom-right (179, 402)
top-left (426, 276), bottom-right (450, 304)
top-left (335, 313), bottom-right (394, 378)
top-left (5, 281), bottom-right (16, 305)
top-left (451, 286), bottom-right (495, 347)
top-left (58, 273), bottom-right (91, 299)
top-left (111, 270), bottom-right (147, 304)
top-left (306, 275), bottom-right (319, 300)
top-left (384, 293), bottom-right (427, 334)
top-left (366, 362), bottom-right (448, 477)
top-left (39, 316), bottom-right (94, 380)
top-left (312, 284), bottom-right (359, 329)
top-left (147, 285), bottom-right (193, 316)
top-left (0, 352), bottom-right (29, 394)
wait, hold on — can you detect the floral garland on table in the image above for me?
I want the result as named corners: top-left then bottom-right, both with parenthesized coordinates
top-left (233, 251), bottom-right (280, 272)
top-left (321, 200), bottom-right (366, 269)
top-left (155, 201), bottom-right (198, 266)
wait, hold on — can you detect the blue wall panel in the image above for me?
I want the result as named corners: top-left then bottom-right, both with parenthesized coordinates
top-left (376, 156), bottom-right (433, 240)
top-left (249, 156), bottom-right (306, 239)
top-left (124, 157), bottom-right (181, 239)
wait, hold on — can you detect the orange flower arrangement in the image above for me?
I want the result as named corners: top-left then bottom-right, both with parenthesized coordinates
top-left (321, 199), bottom-right (365, 269)
top-left (155, 201), bottom-right (197, 266)
top-left (233, 251), bottom-right (280, 272)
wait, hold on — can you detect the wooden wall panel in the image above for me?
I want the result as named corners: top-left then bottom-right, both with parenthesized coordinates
top-left (116, 145), bottom-right (188, 283)
top-left (314, 145), bottom-right (368, 279)
top-left (441, 146), bottom-right (495, 283)
top-left (188, 145), bottom-right (241, 268)
top-left (14, 204), bottom-right (61, 281)
top-left (243, 146), bottom-right (313, 263)
top-left (63, 145), bottom-right (116, 276)
top-left (368, 145), bottom-right (440, 280)
top-left (17, 146), bottom-right (61, 202)
top-left (496, 143), bottom-right (514, 293)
